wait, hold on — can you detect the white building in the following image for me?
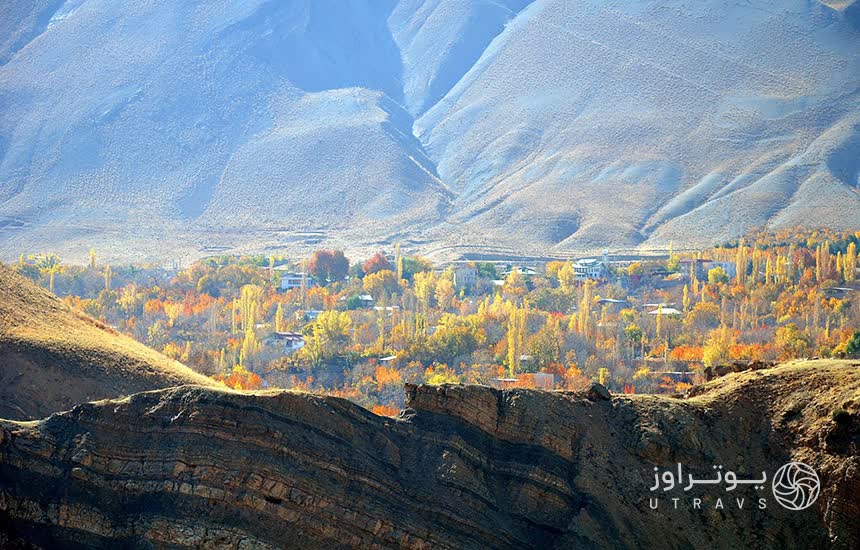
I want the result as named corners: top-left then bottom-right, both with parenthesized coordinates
top-left (280, 272), bottom-right (316, 290)
top-left (573, 259), bottom-right (608, 281)
top-left (270, 331), bottom-right (305, 354)
top-left (572, 250), bottom-right (610, 281)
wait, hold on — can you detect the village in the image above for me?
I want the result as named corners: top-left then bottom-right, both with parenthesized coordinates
top-left (15, 228), bottom-right (860, 413)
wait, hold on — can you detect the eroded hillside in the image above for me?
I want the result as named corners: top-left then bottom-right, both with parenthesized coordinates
top-left (0, 360), bottom-right (857, 548)
top-left (0, 264), bottom-right (220, 420)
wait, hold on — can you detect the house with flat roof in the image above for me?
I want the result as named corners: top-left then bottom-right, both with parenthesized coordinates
top-left (573, 258), bottom-right (608, 281)
top-left (269, 331), bottom-right (305, 354)
top-left (453, 265), bottom-right (478, 289)
top-left (280, 272), bottom-right (316, 290)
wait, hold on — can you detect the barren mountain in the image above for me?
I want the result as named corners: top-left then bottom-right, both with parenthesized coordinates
top-left (0, 264), bottom-right (219, 420)
top-left (1, 360), bottom-right (858, 548)
top-left (0, 0), bottom-right (858, 262)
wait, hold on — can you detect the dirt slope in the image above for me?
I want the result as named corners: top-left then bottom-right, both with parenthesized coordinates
top-left (0, 360), bottom-right (857, 548)
top-left (0, 264), bottom-right (220, 420)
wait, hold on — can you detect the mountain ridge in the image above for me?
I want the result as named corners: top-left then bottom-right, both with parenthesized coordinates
top-left (0, 0), bottom-right (858, 262)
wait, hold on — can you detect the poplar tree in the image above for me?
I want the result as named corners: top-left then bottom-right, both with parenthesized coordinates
top-left (845, 242), bottom-right (857, 283)
top-left (275, 303), bottom-right (284, 333)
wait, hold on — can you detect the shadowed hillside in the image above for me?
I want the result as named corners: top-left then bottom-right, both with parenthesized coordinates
top-left (0, 0), bottom-right (858, 262)
top-left (0, 264), bottom-right (220, 420)
top-left (0, 360), bottom-right (857, 548)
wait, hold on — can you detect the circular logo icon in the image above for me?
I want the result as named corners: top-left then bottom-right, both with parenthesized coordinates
top-left (772, 462), bottom-right (820, 510)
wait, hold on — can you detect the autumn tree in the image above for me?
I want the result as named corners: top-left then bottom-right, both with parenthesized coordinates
top-left (212, 364), bottom-right (263, 390)
top-left (502, 268), bottom-right (527, 298)
top-left (239, 284), bottom-right (263, 330)
top-left (558, 262), bottom-right (575, 290)
top-left (275, 303), bottom-right (284, 332)
top-left (164, 302), bottom-right (183, 327)
top-left (627, 262), bottom-right (645, 276)
top-left (308, 250), bottom-right (349, 284)
top-left (413, 271), bottom-right (436, 312)
top-left (685, 301), bottom-right (720, 333)
top-left (578, 279), bottom-right (596, 337)
top-left (394, 242), bottom-right (403, 280)
top-left (363, 270), bottom-right (399, 299)
top-left (240, 326), bottom-right (259, 365)
top-left (708, 266), bottom-right (729, 285)
top-left (426, 315), bottom-right (484, 366)
top-left (528, 316), bottom-right (563, 369)
top-left (702, 325), bottom-right (733, 367)
top-left (118, 284), bottom-right (140, 314)
top-left (506, 307), bottom-right (527, 377)
top-left (363, 252), bottom-right (392, 275)
top-left (775, 323), bottom-right (812, 359)
top-left (545, 261), bottom-right (567, 281)
top-left (435, 277), bottom-right (455, 311)
top-left (844, 242), bottom-right (857, 283)
top-left (666, 241), bottom-right (679, 272)
top-left (302, 311), bottom-right (352, 366)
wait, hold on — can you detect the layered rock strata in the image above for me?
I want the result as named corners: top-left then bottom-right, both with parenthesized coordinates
top-left (1, 360), bottom-right (858, 548)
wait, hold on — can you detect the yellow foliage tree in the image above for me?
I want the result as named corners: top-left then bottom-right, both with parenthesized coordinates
top-left (558, 262), bottom-right (575, 290)
top-left (435, 277), bottom-right (455, 311)
top-left (506, 307), bottom-right (527, 377)
top-left (702, 325), bottom-right (733, 367)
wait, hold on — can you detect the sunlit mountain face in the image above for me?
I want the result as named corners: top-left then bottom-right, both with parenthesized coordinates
top-left (1, 0), bottom-right (858, 262)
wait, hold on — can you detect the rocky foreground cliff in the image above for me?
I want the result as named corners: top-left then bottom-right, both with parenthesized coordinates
top-left (1, 360), bottom-right (858, 549)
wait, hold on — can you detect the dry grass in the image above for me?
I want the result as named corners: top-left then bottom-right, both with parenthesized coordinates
top-left (0, 264), bottom-right (220, 420)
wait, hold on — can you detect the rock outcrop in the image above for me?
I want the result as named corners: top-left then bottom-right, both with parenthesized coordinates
top-left (1, 360), bottom-right (858, 549)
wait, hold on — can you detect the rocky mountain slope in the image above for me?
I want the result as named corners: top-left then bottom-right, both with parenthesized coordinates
top-left (1, 360), bottom-right (858, 548)
top-left (0, 1), bottom-right (858, 262)
top-left (0, 264), bottom-right (220, 420)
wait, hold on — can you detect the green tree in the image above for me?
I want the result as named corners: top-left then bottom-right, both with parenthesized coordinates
top-left (401, 256), bottom-right (433, 280)
top-left (475, 262), bottom-right (497, 279)
top-left (844, 331), bottom-right (860, 358)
